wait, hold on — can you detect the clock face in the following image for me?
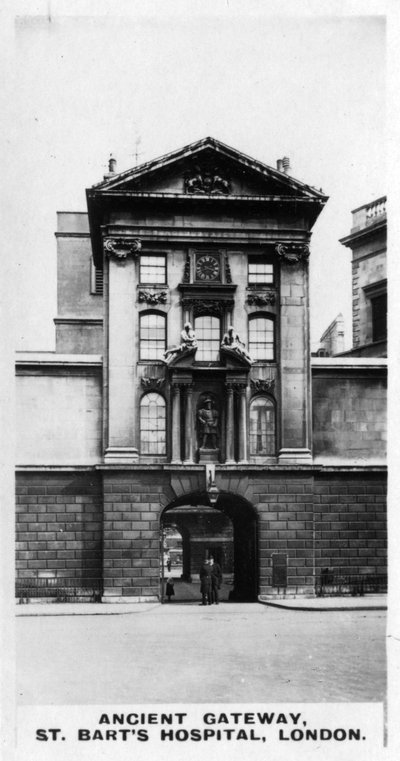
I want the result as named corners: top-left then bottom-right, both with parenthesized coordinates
top-left (196, 255), bottom-right (220, 281)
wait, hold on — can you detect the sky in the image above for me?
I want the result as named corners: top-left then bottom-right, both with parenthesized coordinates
top-left (8, 1), bottom-right (386, 352)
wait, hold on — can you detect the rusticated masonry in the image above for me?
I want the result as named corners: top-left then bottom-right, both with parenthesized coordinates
top-left (16, 472), bottom-right (103, 580)
top-left (102, 471), bottom-right (175, 600)
top-left (313, 474), bottom-right (387, 576)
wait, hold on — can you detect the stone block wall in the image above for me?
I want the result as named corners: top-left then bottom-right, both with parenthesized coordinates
top-left (312, 372), bottom-right (387, 461)
top-left (16, 472), bottom-right (103, 580)
top-left (314, 474), bottom-right (387, 576)
top-left (254, 474), bottom-right (315, 596)
top-left (15, 468), bottom-right (387, 600)
top-left (102, 471), bottom-right (173, 600)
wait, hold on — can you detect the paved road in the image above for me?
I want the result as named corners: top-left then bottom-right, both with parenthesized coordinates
top-left (16, 604), bottom-right (386, 705)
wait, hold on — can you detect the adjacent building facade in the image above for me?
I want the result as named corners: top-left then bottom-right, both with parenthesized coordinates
top-left (16, 138), bottom-right (387, 601)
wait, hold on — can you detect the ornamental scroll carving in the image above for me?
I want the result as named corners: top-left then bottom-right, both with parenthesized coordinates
top-left (181, 298), bottom-right (234, 317)
top-left (140, 377), bottom-right (165, 391)
top-left (104, 238), bottom-right (142, 260)
top-left (138, 290), bottom-right (168, 305)
top-left (224, 254), bottom-right (233, 284)
top-left (250, 378), bottom-right (275, 394)
top-left (184, 165), bottom-right (231, 195)
top-left (247, 292), bottom-right (276, 307)
top-left (275, 242), bottom-right (310, 265)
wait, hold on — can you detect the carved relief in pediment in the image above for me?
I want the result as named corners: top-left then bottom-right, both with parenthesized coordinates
top-left (184, 165), bottom-right (231, 195)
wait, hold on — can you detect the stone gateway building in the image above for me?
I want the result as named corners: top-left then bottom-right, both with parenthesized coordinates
top-left (15, 138), bottom-right (387, 602)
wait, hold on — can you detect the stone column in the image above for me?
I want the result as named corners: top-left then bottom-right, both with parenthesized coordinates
top-left (225, 383), bottom-right (235, 463)
top-left (171, 384), bottom-right (182, 463)
top-left (184, 384), bottom-right (194, 463)
top-left (237, 384), bottom-right (248, 463)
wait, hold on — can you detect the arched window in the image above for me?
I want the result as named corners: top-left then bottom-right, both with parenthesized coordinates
top-left (249, 396), bottom-right (275, 455)
top-left (140, 393), bottom-right (166, 455)
top-left (139, 312), bottom-right (166, 360)
top-left (248, 315), bottom-right (274, 361)
top-left (194, 315), bottom-right (221, 361)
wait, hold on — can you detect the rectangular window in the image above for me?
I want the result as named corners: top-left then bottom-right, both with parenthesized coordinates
top-left (140, 255), bottom-right (166, 284)
top-left (194, 316), bottom-right (221, 361)
top-left (140, 313), bottom-right (166, 360)
top-left (248, 257), bottom-right (274, 284)
top-left (248, 317), bottom-right (274, 360)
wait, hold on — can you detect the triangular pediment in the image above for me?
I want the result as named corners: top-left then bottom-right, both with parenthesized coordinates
top-left (91, 137), bottom-right (325, 200)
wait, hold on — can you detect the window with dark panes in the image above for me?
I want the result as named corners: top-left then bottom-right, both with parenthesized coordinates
top-left (90, 258), bottom-right (103, 295)
top-left (248, 315), bottom-right (274, 360)
top-left (194, 315), bottom-right (221, 361)
top-left (140, 393), bottom-right (166, 455)
top-left (371, 293), bottom-right (387, 342)
top-left (139, 313), bottom-right (166, 360)
top-left (248, 257), bottom-right (274, 284)
top-left (249, 397), bottom-right (276, 455)
top-left (140, 255), bottom-right (166, 284)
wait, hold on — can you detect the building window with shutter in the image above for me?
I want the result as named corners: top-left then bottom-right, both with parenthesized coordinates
top-left (248, 315), bottom-right (274, 361)
top-left (140, 393), bottom-right (166, 455)
top-left (90, 258), bottom-right (103, 295)
top-left (139, 312), bottom-right (166, 360)
top-left (249, 396), bottom-right (276, 455)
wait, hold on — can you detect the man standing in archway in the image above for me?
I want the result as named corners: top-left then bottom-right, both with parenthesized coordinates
top-left (199, 558), bottom-right (212, 605)
top-left (210, 557), bottom-right (223, 605)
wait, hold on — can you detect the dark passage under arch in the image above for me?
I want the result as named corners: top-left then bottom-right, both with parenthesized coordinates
top-left (160, 490), bottom-right (258, 603)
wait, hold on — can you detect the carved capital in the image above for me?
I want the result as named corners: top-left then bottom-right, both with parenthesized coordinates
top-left (247, 291), bottom-right (276, 307)
top-left (275, 242), bottom-right (310, 265)
top-left (104, 237), bottom-right (142, 260)
top-left (250, 378), bottom-right (275, 395)
top-left (140, 376), bottom-right (165, 392)
top-left (232, 382), bottom-right (247, 393)
top-left (138, 290), bottom-right (168, 305)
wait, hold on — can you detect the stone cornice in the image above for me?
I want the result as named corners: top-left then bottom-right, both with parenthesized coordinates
top-left (54, 318), bottom-right (103, 325)
top-left (15, 463), bottom-right (387, 473)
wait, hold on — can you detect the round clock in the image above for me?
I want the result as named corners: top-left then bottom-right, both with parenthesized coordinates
top-left (196, 255), bottom-right (220, 281)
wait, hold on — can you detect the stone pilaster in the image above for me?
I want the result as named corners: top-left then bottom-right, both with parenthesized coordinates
top-left (184, 384), bottom-right (194, 463)
top-left (104, 238), bottom-right (141, 463)
top-left (171, 384), bottom-right (182, 463)
top-left (276, 242), bottom-right (312, 464)
top-left (225, 383), bottom-right (235, 463)
top-left (235, 384), bottom-right (248, 463)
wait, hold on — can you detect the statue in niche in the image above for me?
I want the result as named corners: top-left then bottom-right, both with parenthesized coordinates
top-left (163, 322), bottom-right (197, 362)
top-left (197, 397), bottom-right (219, 450)
top-left (221, 325), bottom-right (253, 364)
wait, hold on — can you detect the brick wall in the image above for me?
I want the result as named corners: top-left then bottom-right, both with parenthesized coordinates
top-left (16, 472), bottom-right (102, 581)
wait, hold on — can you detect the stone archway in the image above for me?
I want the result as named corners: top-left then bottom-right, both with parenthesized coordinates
top-left (160, 490), bottom-right (258, 603)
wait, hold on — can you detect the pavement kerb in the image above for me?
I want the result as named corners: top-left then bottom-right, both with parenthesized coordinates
top-left (15, 602), bottom-right (163, 617)
top-left (15, 595), bottom-right (387, 616)
top-left (258, 594), bottom-right (387, 612)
